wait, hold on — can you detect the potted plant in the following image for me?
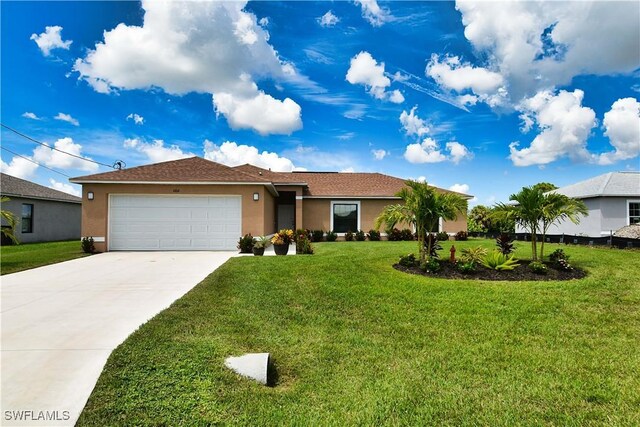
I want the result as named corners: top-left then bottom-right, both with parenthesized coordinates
top-left (271, 229), bottom-right (294, 255)
top-left (252, 236), bottom-right (270, 256)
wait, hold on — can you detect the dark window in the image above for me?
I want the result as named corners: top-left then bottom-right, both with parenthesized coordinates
top-left (630, 202), bottom-right (640, 224)
top-left (21, 204), bottom-right (33, 233)
top-left (333, 203), bottom-right (358, 233)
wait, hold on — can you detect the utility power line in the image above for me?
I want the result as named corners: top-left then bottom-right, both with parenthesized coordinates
top-left (1, 146), bottom-right (70, 177)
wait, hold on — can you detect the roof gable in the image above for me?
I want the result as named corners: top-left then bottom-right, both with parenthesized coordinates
top-left (1, 173), bottom-right (81, 203)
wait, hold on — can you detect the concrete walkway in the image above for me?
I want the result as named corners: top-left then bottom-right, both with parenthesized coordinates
top-left (1, 251), bottom-right (234, 426)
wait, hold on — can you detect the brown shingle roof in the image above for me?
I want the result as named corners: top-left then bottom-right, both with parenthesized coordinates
top-left (1, 173), bottom-right (81, 203)
top-left (70, 157), bottom-right (270, 183)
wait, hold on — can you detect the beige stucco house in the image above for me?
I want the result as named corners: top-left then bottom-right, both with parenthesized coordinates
top-left (70, 157), bottom-right (471, 251)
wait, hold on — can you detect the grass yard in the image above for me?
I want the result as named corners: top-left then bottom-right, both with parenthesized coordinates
top-left (0, 240), bottom-right (89, 275)
top-left (78, 240), bottom-right (640, 426)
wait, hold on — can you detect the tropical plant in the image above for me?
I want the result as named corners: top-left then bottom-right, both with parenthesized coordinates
top-left (532, 182), bottom-right (558, 193)
top-left (495, 233), bottom-right (515, 255)
top-left (386, 228), bottom-right (402, 241)
top-left (296, 234), bottom-right (314, 255)
top-left (398, 253), bottom-right (418, 267)
top-left (482, 251), bottom-right (520, 271)
top-left (423, 234), bottom-right (443, 258)
top-left (460, 246), bottom-right (488, 264)
top-left (311, 230), bottom-right (324, 242)
top-left (355, 230), bottom-right (366, 241)
top-left (468, 205), bottom-right (492, 232)
top-left (326, 230), bottom-right (338, 242)
top-left (344, 230), bottom-right (354, 241)
top-left (436, 231), bottom-right (449, 241)
top-left (457, 261), bottom-right (477, 274)
top-left (539, 194), bottom-right (588, 259)
top-left (399, 229), bottom-right (415, 241)
top-left (367, 229), bottom-right (381, 241)
top-left (529, 261), bottom-right (548, 275)
top-left (237, 234), bottom-right (254, 253)
top-left (1, 197), bottom-right (19, 244)
top-left (271, 229), bottom-right (294, 245)
top-left (549, 249), bottom-right (569, 263)
top-left (421, 257), bottom-right (441, 273)
top-left (454, 231), bottom-right (468, 241)
top-left (81, 236), bottom-right (95, 254)
top-left (253, 236), bottom-right (271, 249)
top-left (375, 180), bottom-right (467, 264)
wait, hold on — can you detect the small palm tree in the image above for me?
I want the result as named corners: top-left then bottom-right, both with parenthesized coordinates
top-left (539, 193), bottom-right (587, 259)
top-left (1, 196), bottom-right (19, 244)
top-left (375, 181), bottom-right (467, 263)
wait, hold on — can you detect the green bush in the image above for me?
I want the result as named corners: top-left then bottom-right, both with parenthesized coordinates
top-left (460, 246), bottom-right (488, 264)
top-left (355, 230), bottom-right (366, 241)
top-left (81, 236), bottom-right (95, 254)
top-left (326, 230), bottom-right (338, 242)
top-left (237, 234), bottom-right (254, 253)
top-left (344, 231), bottom-right (355, 241)
top-left (311, 230), bottom-right (324, 242)
top-left (436, 231), bottom-right (449, 241)
top-left (398, 253), bottom-right (418, 267)
top-left (367, 229), bottom-right (381, 241)
top-left (482, 251), bottom-right (520, 271)
top-left (549, 249), bottom-right (569, 263)
top-left (454, 231), bottom-right (468, 241)
top-left (529, 261), bottom-right (548, 275)
top-left (496, 233), bottom-right (515, 255)
top-left (457, 261), bottom-right (476, 274)
top-left (387, 228), bottom-right (402, 241)
top-left (420, 257), bottom-right (441, 273)
top-left (296, 236), bottom-right (314, 255)
top-left (399, 229), bottom-right (415, 241)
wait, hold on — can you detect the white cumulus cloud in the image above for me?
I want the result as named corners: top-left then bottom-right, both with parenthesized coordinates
top-left (404, 138), bottom-right (448, 164)
top-left (346, 51), bottom-right (404, 103)
top-left (448, 183), bottom-right (470, 194)
top-left (446, 141), bottom-right (473, 164)
top-left (30, 25), bottom-right (72, 56)
top-left (73, 0), bottom-right (303, 135)
top-left (22, 112), bottom-right (41, 120)
top-left (509, 89), bottom-right (596, 167)
top-left (400, 106), bottom-right (429, 137)
top-left (124, 138), bottom-right (194, 163)
top-left (33, 137), bottom-right (98, 172)
top-left (204, 140), bottom-right (296, 172)
top-left (355, 0), bottom-right (391, 27)
top-left (49, 179), bottom-right (81, 197)
top-left (54, 113), bottom-right (79, 126)
top-left (596, 97), bottom-right (640, 165)
top-left (371, 149), bottom-right (388, 160)
top-left (0, 156), bottom-right (39, 180)
top-left (126, 113), bottom-right (144, 125)
top-left (318, 11), bottom-right (340, 27)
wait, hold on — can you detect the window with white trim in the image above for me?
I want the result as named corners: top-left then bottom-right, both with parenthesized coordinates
top-left (331, 202), bottom-right (359, 233)
top-left (629, 201), bottom-right (640, 225)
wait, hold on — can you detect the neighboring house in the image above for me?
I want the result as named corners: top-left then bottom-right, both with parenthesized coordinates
top-left (515, 171), bottom-right (640, 238)
top-left (70, 157), bottom-right (472, 252)
top-left (0, 173), bottom-right (82, 244)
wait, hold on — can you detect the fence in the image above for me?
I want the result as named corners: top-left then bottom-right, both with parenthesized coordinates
top-left (468, 232), bottom-right (640, 249)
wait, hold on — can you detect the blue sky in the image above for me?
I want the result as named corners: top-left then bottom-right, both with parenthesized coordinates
top-left (2, 1), bottom-right (639, 204)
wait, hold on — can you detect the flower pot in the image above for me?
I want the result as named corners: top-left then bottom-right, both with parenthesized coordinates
top-left (252, 247), bottom-right (265, 256)
top-left (273, 243), bottom-right (289, 256)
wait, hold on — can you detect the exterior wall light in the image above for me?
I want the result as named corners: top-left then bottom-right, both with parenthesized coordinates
top-left (253, 192), bottom-right (260, 201)
top-left (87, 191), bottom-right (94, 200)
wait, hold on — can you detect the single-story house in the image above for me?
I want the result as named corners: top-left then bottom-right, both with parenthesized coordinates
top-left (516, 171), bottom-right (640, 238)
top-left (69, 156), bottom-right (472, 252)
top-left (1, 173), bottom-right (82, 244)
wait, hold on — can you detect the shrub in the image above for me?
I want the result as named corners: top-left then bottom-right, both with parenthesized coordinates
top-left (355, 230), bottom-right (366, 241)
top-left (457, 261), bottom-right (477, 274)
top-left (253, 236), bottom-right (270, 249)
top-left (271, 229), bottom-right (294, 245)
top-left (436, 231), bottom-right (449, 241)
top-left (529, 261), bottom-right (548, 275)
top-left (295, 229), bottom-right (311, 242)
top-left (496, 233), bottom-right (515, 255)
top-left (454, 231), bottom-right (468, 241)
top-left (296, 235), bottom-right (314, 255)
top-left (398, 253), bottom-right (418, 267)
top-left (482, 251), bottom-right (520, 271)
top-left (311, 230), bottom-right (324, 242)
top-left (460, 246), bottom-right (488, 264)
top-left (81, 236), bottom-right (95, 254)
top-left (326, 230), bottom-right (338, 242)
top-left (387, 228), bottom-right (403, 241)
top-left (237, 234), bottom-right (254, 253)
top-left (367, 229), bottom-right (381, 241)
top-left (554, 258), bottom-right (574, 271)
top-left (344, 230), bottom-right (355, 241)
top-left (400, 229), bottom-right (415, 241)
top-left (549, 249), bottom-right (569, 263)
top-left (423, 234), bottom-right (443, 258)
top-left (420, 257), bottom-right (441, 273)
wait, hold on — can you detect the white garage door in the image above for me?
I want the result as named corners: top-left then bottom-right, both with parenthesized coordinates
top-left (109, 195), bottom-right (241, 251)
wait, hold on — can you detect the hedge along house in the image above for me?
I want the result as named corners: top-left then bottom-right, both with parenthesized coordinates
top-left (70, 157), bottom-right (472, 252)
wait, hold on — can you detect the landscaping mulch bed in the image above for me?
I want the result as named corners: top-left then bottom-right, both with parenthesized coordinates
top-left (394, 260), bottom-right (587, 281)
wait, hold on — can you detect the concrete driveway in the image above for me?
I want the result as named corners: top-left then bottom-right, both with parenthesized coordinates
top-left (1, 251), bottom-right (235, 426)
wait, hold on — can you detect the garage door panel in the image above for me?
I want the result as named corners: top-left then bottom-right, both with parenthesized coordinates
top-left (109, 195), bottom-right (241, 251)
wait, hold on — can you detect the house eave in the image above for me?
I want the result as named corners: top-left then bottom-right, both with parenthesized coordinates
top-left (67, 180), bottom-right (280, 196)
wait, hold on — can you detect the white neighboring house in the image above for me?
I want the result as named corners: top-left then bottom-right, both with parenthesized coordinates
top-left (516, 172), bottom-right (640, 238)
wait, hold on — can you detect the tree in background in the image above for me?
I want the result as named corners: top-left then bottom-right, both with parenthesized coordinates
top-left (375, 181), bottom-right (467, 263)
top-left (1, 197), bottom-right (19, 244)
top-left (531, 182), bottom-right (558, 193)
top-left (468, 205), bottom-right (515, 233)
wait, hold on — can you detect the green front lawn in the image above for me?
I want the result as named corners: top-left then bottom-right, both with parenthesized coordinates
top-left (79, 240), bottom-right (639, 425)
top-left (0, 240), bottom-right (89, 275)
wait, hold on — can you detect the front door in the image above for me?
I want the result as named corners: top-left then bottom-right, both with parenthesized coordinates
top-left (277, 204), bottom-right (295, 230)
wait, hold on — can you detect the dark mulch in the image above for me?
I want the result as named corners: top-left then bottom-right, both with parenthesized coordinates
top-left (394, 260), bottom-right (587, 281)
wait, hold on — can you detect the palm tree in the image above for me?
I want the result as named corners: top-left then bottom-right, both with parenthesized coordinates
top-left (493, 187), bottom-right (545, 261)
top-left (375, 181), bottom-right (467, 263)
top-left (539, 193), bottom-right (587, 259)
top-left (1, 197), bottom-right (19, 244)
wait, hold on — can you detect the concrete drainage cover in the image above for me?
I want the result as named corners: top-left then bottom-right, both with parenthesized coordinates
top-left (224, 353), bottom-right (270, 385)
